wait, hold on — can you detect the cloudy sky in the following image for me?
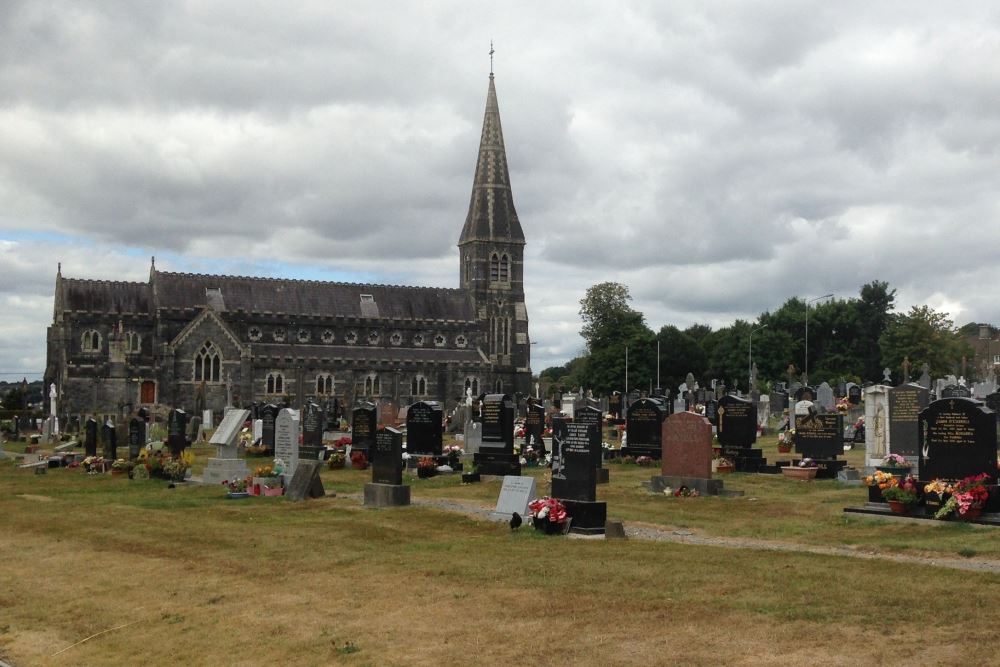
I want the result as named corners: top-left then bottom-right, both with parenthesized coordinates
top-left (3, 1), bottom-right (1000, 380)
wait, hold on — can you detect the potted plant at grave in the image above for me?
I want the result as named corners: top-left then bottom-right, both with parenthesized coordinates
top-left (923, 479), bottom-right (954, 511)
top-left (350, 450), bottom-right (368, 470)
top-left (461, 464), bottom-right (480, 484)
top-left (881, 475), bottom-right (920, 513)
top-left (636, 455), bottom-right (655, 467)
top-left (777, 431), bottom-right (793, 454)
top-left (714, 456), bottom-right (734, 474)
top-left (110, 458), bottom-right (130, 476)
top-left (223, 476), bottom-right (251, 499)
top-left (782, 457), bottom-right (819, 480)
top-left (934, 473), bottom-right (991, 521)
top-left (417, 456), bottom-right (437, 478)
top-left (522, 446), bottom-right (540, 467)
top-left (162, 451), bottom-right (193, 482)
top-left (876, 453), bottom-right (911, 476)
top-left (527, 496), bottom-right (568, 534)
top-left (666, 485), bottom-right (700, 497)
top-left (252, 464), bottom-right (282, 494)
top-left (82, 456), bottom-right (106, 474)
top-left (327, 450), bottom-right (346, 470)
top-left (445, 445), bottom-right (464, 471)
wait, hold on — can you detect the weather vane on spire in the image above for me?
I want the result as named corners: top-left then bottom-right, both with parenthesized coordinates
top-left (490, 40), bottom-right (494, 75)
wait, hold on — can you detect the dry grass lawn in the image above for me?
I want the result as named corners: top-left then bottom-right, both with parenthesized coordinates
top-left (2, 443), bottom-right (1000, 666)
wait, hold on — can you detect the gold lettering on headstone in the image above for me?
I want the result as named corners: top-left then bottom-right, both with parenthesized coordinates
top-left (929, 411), bottom-right (976, 446)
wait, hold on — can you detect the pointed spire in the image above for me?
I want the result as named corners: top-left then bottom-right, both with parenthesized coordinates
top-left (458, 72), bottom-right (525, 246)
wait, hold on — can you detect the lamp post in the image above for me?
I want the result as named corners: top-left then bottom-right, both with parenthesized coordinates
top-left (749, 324), bottom-right (768, 392)
top-left (804, 294), bottom-right (834, 386)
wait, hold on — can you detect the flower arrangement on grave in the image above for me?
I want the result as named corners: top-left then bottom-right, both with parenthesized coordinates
top-left (543, 427), bottom-right (553, 438)
top-left (162, 450), bottom-right (194, 482)
top-left (334, 436), bottom-right (352, 448)
top-left (797, 457), bottom-right (818, 468)
top-left (327, 450), bottom-right (346, 469)
top-left (714, 456), bottom-right (734, 473)
top-left (110, 458), bottom-right (130, 475)
top-left (253, 464), bottom-right (279, 480)
top-left (82, 456), bottom-right (106, 473)
top-left (417, 456), bottom-right (436, 469)
top-left (350, 451), bottom-right (368, 469)
top-left (223, 477), bottom-right (250, 493)
top-left (663, 485), bottom-right (699, 497)
top-left (777, 431), bottom-right (793, 453)
top-left (528, 496), bottom-right (568, 531)
top-left (878, 453), bottom-right (911, 470)
top-left (864, 470), bottom-right (897, 490)
top-left (246, 444), bottom-right (270, 457)
top-left (636, 455), bottom-right (656, 467)
top-left (522, 446), bottom-right (540, 466)
top-left (836, 397), bottom-right (851, 413)
top-left (880, 475), bottom-right (920, 509)
top-left (445, 444), bottom-right (463, 466)
top-left (933, 473), bottom-right (991, 520)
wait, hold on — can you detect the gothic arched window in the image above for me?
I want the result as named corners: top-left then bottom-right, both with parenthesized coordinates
top-left (316, 373), bottom-right (334, 395)
top-left (411, 375), bottom-right (427, 396)
top-left (365, 373), bottom-right (380, 396)
top-left (490, 253), bottom-right (500, 282)
top-left (194, 341), bottom-right (221, 382)
top-left (125, 331), bottom-right (140, 353)
top-left (81, 330), bottom-right (101, 352)
top-left (266, 372), bottom-right (284, 395)
top-left (499, 254), bottom-right (510, 282)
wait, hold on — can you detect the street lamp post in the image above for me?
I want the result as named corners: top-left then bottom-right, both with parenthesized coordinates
top-left (749, 324), bottom-right (768, 391)
top-left (804, 294), bottom-right (834, 386)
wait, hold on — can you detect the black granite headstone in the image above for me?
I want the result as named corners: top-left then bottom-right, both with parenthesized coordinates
top-left (405, 400), bottom-right (442, 455)
top-left (300, 401), bottom-right (325, 461)
top-left (626, 398), bottom-right (663, 458)
top-left (608, 392), bottom-right (623, 419)
top-left (704, 398), bottom-right (718, 425)
top-left (372, 426), bottom-right (403, 485)
top-left (941, 384), bottom-right (972, 399)
top-left (919, 397), bottom-right (997, 483)
top-left (260, 403), bottom-right (278, 451)
top-left (986, 392), bottom-right (1000, 424)
top-left (352, 402), bottom-right (377, 459)
top-left (167, 409), bottom-right (187, 456)
top-left (474, 393), bottom-right (519, 476)
top-left (795, 386), bottom-right (815, 402)
top-left (102, 420), bottom-right (117, 460)
top-left (524, 401), bottom-right (546, 453)
top-left (573, 405), bottom-right (604, 471)
top-left (847, 384), bottom-right (862, 405)
top-left (84, 417), bottom-right (98, 456)
top-left (128, 417), bottom-right (145, 460)
top-left (716, 395), bottom-right (757, 448)
top-left (794, 412), bottom-right (843, 459)
top-left (551, 419), bottom-right (598, 502)
top-left (887, 383), bottom-right (929, 457)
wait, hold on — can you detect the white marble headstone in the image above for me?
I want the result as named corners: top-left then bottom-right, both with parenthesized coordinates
top-left (490, 475), bottom-right (537, 519)
top-left (274, 408), bottom-right (300, 483)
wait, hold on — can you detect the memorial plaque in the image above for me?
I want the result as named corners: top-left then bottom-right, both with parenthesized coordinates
top-left (352, 402), bottom-right (377, 458)
top-left (573, 405), bottom-right (604, 469)
top-left (661, 411), bottom-right (713, 479)
top-left (260, 403), bottom-right (278, 451)
top-left (167, 409), bottom-right (187, 456)
top-left (405, 400), bottom-right (442, 455)
top-left (84, 417), bottom-right (98, 456)
top-left (626, 398), bottom-right (663, 457)
top-left (919, 398), bottom-right (997, 482)
top-left (128, 417), bottom-right (145, 459)
top-left (274, 408), bottom-right (299, 481)
top-left (301, 402), bottom-right (325, 461)
top-left (491, 475), bottom-right (537, 518)
top-left (888, 384), bottom-right (929, 457)
top-left (210, 409), bottom-right (250, 454)
top-left (794, 412), bottom-right (843, 459)
top-left (716, 395), bottom-right (757, 448)
top-left (769, 390), bottom-right (788, 415)
top-left (524, 401), bottom-right (546, 453)
top-left (551, 420), bottom-right (598, 502)
top-left (372, 426), bottom-right (403, 486)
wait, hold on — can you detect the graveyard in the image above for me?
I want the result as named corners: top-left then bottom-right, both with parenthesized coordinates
top-left (3, 413), bottom-right (1000, 665)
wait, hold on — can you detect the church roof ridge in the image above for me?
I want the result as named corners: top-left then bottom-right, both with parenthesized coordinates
top-left (154, 270), bottom-right (466, 292)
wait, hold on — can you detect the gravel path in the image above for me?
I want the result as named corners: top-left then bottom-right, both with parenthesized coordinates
top-left (343, 492), bottom-right (1000, 574)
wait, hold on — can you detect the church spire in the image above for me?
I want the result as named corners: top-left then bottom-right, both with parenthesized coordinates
top-left (458, 70), bottom-right (525, 246)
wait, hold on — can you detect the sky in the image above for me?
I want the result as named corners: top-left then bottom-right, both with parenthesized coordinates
top-left (3, 1), bottom-right (1000, 381)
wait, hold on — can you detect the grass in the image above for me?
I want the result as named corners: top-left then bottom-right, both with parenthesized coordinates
top-left (2, 437), bottom-right (1000, 665)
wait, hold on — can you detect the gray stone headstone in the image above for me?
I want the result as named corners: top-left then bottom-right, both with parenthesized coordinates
top-left (286, 460), bottom-right (325, 501)
top-left (490, 475), bottom-right (537, 519)
top-left (918, 364), bottom-right (931, 390)
top-left (816, 382), bottom-right (835, 412)
top-left (274, 408), bottom-right (300, 484)
top-left (464, 421), bottom-right (482, 454)
top-left (202, 408), bottom-right (251, 486)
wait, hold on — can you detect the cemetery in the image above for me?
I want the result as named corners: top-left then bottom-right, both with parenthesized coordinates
top-left (4, 378), bottom-right (1000, 665)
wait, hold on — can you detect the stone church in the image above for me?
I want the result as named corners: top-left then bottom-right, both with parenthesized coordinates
top-left (45, 73), bottom-right (531, 420)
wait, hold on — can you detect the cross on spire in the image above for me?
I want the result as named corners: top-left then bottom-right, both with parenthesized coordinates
top-left (489, 40), bottom-right (494, 75)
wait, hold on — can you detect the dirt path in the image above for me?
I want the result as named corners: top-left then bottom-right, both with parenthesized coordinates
top-left (349, 493), bottom-right (1000, 575)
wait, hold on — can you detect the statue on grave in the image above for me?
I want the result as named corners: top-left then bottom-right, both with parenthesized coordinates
top-left (901, 356), bottom-right (911, 384)
top-left (873, 404), bottom-right (887, 459)
top-left (465, 387), bottom-right (473, 406)
top-left (49, 383), bottom-right (57, 417)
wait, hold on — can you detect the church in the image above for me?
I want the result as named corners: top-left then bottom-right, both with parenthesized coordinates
top-left (44, 72), bottom-right (532, 421)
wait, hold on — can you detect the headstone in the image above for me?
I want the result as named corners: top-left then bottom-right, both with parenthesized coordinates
top-left (524, 401), bottom-right (546, 454)
top-left (84, 417), bottom-right (98, 456)
top-left (300, 401), bottom-right (325, 461)
top-left (465, 421), bottom-right (482, 454)
top-left (795, 385), bottom-right (815, 402)
top-left (252, 419), bottom-right (263, 443)
top-left (608, 392), bottom-right (623, 420)
top-left (128, 416), bottom-right (145, 460)
top-left (703, 398), bottom-right (718, 425)
top-left (285, 460), bottom-right (326, 501)
top-left (102, 419), bottom-right (117, 459)
top-left (769, 390), bottom-right (788, 415)
top-left (274, 408), bottom-right (300, 484)
top-left (573, 405), bottom-right (605, 476)
top-left (673, 397), bottom-right (686, 414)
top-left (625, 398), bottom-right (663, 458)
top-left (202, 409), bottom-right (213, 431)
top-left (941, 384), bottom-right (972, 399)
top-left (561, 394), bottom-right (576, 418)
top-left (474, 394), bottom-right (519, 476)
top-left (372, 426), bottom-right (404, 485)
top-left (716, 395), bottom-right (757, 448)
top-left (260, 403), bottom-right (278, 451)
top-left (406, 401), bottom-right (443, 455)
top-left (918, 363), bottom-right (931, 391)
top-left (795, 411), bottom-right (844, 459)
top-left (887, 383), bottom-right (929, 460)
top-left (490, 475), bottom-right (537, 519)
top-left (661, 411), bottom-right (713, 479)
top-left (202, 408), bottom-right (251, 486)
top-left (919, 398), bottom-right (997, 483)
top-left (864, 385), bottom-right (890, 467)
top-left (187, 415), bottom-right (202, 443)
top-left (551, 418), bottom-right (599, 501)
top-left (816, 382), bottom-right (835, 412)
top-left (351, 402), bottom-right (377, 459)
top-left (847, 383), bottom-right (861, 405)
top-left (167, 409), bottom-right (187, 456)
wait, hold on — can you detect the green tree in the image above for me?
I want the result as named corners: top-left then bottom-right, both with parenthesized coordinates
top-left (579, 282), bottom-right (639, 351)
top-left (857, 281), bottom-right (896, 380)
top-left (879, 305), bottom-right (973, 378)
top-left (1, 387), bottom-right (25, 410)
top-left (656, 325), bottom-right (708, 391)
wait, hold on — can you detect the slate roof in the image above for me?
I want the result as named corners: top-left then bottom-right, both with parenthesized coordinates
top-left (458, 74), bottom-right (525, 246)
top-left (251, 343), bottom-right (489, 365)
top-left (153, 271), bottom-right (477, 322)
top-left (60, 278), bottom-right (151, 314)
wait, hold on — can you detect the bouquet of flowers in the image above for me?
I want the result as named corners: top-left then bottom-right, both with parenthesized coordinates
top-left (664, 485), bottom-right (700, 497)
top-left (798, 458), bottom-right (818, 469)
top-left (934, 473), bottom-right (991, 520)
top-left (528, 497), bottom-right (568, 524)
top-left (417, 456), bottom-right (437, 470)
top-left (881, 475), bottom-right (920, 507)
top-left (636, 455), bottom-right (656, 467)
top-left (82, 456), bottom-right (106, 473)
top-left (864, 470), bottom-right (897, 489)
top-left (223, 477), bottom-right (249, 493)
top-left (327, 450), bottom-right (346, 469)
top-left (879, 453), bottom-right (911, 469)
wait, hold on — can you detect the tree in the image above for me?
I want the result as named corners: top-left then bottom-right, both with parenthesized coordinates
top-left (579, 282), bottom-right (641, 351)
top-left (1, 387), bottom-right (25, 410)
top-left (655, 325), bottom-right (708, 391)
top-left (879, 305), bottom-right (972, 378)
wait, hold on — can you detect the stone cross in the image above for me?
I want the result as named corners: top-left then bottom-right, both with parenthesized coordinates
top-left (787, 363), bottom-right (796, 386)
top-left (901, 356), bottom-right (911, 383)
top-left (882, 367), bottom-right (892, 384)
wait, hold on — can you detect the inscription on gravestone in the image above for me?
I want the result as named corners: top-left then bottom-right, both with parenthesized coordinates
top-left (919, 398), bottom-right (997, 482)
top-left (260, 404), bottom-right (278, 451)
top-left (406, 401), bottom-right (442, 455)
top-left (352, 402), bottom-right (377, 458)
top-left (300, 402), bottom-right (325, 461)
top-left (573, 405), bottom-right (604, 470)
top-left (888, 384), bottom-right (929, 457)
top-left (794, 413), bottom-right (843, 459)
top-left (551, 420), bottom-right (598, 502)
top-left (491, 475), bottom-right (537, 518)
top-left (372, 427), bottom-right (403, 486)
top-left (626, 398), bottom-right (662, 457)
top-left (274, 408), bottom-right (299, 481)
top-left (716, 395), bottom-right (756, 448)
top-left (524, 402), bottom-right (546, 453)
